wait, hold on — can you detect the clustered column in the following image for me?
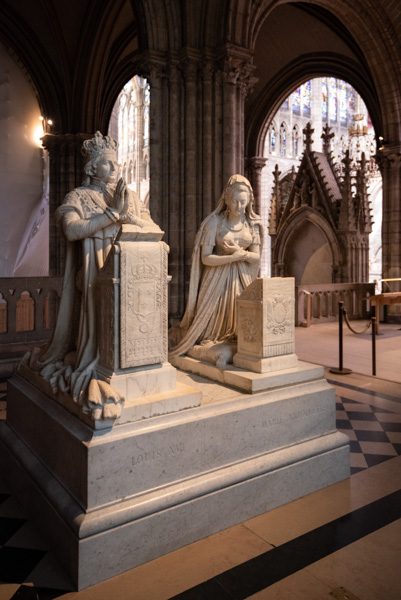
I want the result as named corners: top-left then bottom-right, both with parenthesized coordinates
top-left (42, 133), bottom-right (91, 276)
top-left (138, 46), bottom-right (256, 321)
top-left (378, 145), bottom-right (401, 319)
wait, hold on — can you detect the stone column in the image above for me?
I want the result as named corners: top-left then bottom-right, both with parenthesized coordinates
top-left (42, 133), bottom-right (91, 276)
top-left (221, 67), bottom-right (237, 182)
top-left (201, 59), bottom-right (214, 217)
top-left (246, 156), bottom-right (267, 216)
top-left (146, 57), bottom-right (166, 231)
top-left (136, 46), bottom-right (256, 322)
top-left (167, 61), bottom-right (184, 319)
top-left (377, 146), bottom-right (401, 320)
top-left (181, 55), bottom-right (200, 291)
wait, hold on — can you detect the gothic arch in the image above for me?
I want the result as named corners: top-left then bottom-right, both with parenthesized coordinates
top-left (246, 52), bottom-right (381, 157)
top-left (0, 3), bottom-right (65, 128)
top-left (243, 1), bottom-right (401, 148)
top-left (274, 206), bottom-right (342, 281)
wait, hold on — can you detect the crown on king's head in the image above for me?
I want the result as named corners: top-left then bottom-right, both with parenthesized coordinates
top-left (81, 131), bottom-right (118, 160)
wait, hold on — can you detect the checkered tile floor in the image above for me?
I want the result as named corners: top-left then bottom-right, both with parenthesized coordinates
top-left (335, 395), bottom-right (401, 474)
top-left (0, 376), bottom-right (401, 596)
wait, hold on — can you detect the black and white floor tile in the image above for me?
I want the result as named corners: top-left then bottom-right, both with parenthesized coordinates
top-left (1, 375), bottom-right (401, 598)
top-left (334, 395), bottom-right (401, 474)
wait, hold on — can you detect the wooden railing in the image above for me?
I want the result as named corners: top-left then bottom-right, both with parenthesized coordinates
top-left (0, 277), bottom-right (63, 345)
top-left (296, 283), bottom-right (375, 326)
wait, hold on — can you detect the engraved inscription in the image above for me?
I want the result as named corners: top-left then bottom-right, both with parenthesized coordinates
top-left (131, 442), bottom-right (185, 467)
top-left (261, 405), bottom-right (328, 428)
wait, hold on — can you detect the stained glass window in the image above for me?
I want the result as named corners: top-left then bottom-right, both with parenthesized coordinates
top-left (280, 123), bottom-right (287, 156)
top-left (281, 97), bottom-right (289, 110)
top-left (339, 81), bottom-right (347, 125)
top-left (322, 78), bottom-right (328, 120)
top-left (270, 127), bottom-right (276, 153)
top-left (348, 89), bottom-right (356, 125)
top-left (292, 88), bottom-right (301, 114)
top-left (293, 126), bottom-right (299, 157)
top-left (329, 77), bottom-right (337, 122)
top-left (301, 81), bottom-right (311, 116)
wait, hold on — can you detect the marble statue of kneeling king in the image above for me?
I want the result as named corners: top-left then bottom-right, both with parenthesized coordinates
top-left (168, 174), bottom-right (263, 368)
top-left (22, 131), bottom-right (161, 421)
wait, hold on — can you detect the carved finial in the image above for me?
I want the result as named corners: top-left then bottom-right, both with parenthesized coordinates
top-left (303, 122), bottom-right (314, 152)
top-left (273, 164), bottom-right (281, 209)
top-left (342, 149), bottom-right (352, 175)
top-left (321, 123), bottom-right (335, 156)
top-left (81, 131), bottom-right (118, 161)
top-left (273, 164), bottom-right (281, 184)
top-left (359, 151), bottom-right (367, 172)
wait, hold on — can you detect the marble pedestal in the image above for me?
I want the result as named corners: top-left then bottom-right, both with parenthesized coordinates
top-left (0, 362), bottom-right (349, 590)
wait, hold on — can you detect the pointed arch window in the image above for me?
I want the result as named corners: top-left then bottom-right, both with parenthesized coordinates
top-left (322, 78), bottom-right (328, 120)
top-left (292, 88), bottom-right (301, 114)
top-left (301, 81), bottom-right (311, 117)
top-left (339, 81), bottom-right (347, 125)
top-left (348, 89), bottom-right (357, 125)
top-left (329, 77), bottom-right (337, 123)
top-left (292, 126), bottom-right (299, 157)
top-left (280, 123), bottom-right (287, 156)
top-left (271, 127), bottom-right (276, 154)
top-left (109, 75), bottom-right (150, 203)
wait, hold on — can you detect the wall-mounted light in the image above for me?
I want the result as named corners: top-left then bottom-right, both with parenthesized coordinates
top-left (33, 116), bottom-right (45, 146)
top-left (378, 135), bottom-right (385, 151)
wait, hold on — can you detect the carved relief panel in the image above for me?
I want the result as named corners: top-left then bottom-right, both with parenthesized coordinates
top-left (120, 241), bottom-right (168, 368)
top-left (236, 277), bottom-right (295, 359)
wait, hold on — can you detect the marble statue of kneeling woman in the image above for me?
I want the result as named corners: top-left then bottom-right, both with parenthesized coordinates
top-left (168, 174), bottom-right (263, 368)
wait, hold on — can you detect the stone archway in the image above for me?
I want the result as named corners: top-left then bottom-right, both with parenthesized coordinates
top-left (284, 219), bottom-right (333, 285)
top-left (274, 208), bottom-right (342, 284)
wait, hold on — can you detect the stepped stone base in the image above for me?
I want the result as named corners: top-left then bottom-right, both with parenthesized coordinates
top-left (0, 365), bottom-right (349, 590)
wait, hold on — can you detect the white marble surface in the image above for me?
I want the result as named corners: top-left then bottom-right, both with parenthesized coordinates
top-left (97, 362), bottom-right (177, 400)
top-left (0, 416), bottom-right (349, 590)
top-left (233, 352), bottom-right (298, 373)
top-left (117, 381), bottom-right (202, 423)
top-left (171, 356), bottom-right (322, 393)
top-left (1, 362), bottom-right (349, 589)
top-left (5, 366), bottom-right (338, 509)
top-left (235, 277), bottom-right (298, 373)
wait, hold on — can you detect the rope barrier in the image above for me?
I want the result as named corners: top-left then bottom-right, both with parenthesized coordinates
top-left (343, 308), bottom-right (372, 334)
top-left (330, 302), bottom-right (377, 377)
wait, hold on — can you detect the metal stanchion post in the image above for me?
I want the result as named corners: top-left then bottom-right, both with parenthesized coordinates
top-left (330, 301), bottom-right (352, 374)
top-left (372, 316), bottom-right (376, 376)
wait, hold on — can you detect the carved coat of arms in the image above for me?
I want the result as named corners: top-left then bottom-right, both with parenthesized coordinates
top-left (265, 295), bottom-right (292, 335)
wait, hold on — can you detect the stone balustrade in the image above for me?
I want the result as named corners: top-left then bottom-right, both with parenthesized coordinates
top-left (0, 277), bottom-right (63, 375)
top-left (296, 283), bottom-right (375, 326)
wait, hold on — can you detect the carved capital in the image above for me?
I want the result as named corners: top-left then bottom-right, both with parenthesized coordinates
top-left (131, 51), bottom-right (167, 82)
top-left (376, 144), bottom-right (401, 172)
top-left (246, 156), bottom-right (267, 174)
top-left (216, 44), bottom-right (257, 95)
top-left (42, 132), bottom-right (91, 154)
